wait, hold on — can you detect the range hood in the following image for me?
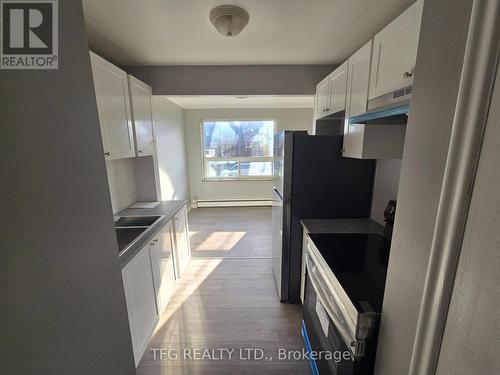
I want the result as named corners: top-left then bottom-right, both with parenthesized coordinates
top-left (350, 85), bottom-right (412, 124)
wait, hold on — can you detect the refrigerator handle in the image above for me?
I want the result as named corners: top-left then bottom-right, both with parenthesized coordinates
top-left (273, 187), bottom-right (283, 200)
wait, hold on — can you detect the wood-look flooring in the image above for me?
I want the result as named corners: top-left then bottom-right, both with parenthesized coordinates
top-left (136, 207), bottom-right (309, 375)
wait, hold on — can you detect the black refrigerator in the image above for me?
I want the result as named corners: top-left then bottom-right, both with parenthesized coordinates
top-left (272, 127), bottom-right (375, 303)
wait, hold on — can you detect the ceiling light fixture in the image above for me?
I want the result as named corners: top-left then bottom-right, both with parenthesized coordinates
top-left (209, 5), bottom-right (249, 37)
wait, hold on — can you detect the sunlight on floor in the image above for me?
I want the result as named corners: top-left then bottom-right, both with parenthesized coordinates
top-left (153, 258), bottom-right (223, 336)
top-left (189, 230), bottom-right (247, 251)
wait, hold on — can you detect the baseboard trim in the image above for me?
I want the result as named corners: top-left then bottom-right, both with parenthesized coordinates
top-left (196, 200), bottom-right (272, 207)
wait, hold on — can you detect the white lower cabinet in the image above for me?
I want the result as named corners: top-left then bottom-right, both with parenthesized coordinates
top-left (173, 205), bottom-right (191, 278)
top-left (149, 221), bottom-right (176, 314)
top-left (121, 205), bottom-right (191, 366)
top-left (122, 245), bottom-right (158, 366)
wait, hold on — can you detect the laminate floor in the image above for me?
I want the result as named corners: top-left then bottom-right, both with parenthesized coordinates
top-left (136, 207), bottom-right (309, 375)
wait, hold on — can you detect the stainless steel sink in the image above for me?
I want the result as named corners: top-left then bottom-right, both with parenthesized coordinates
top-left (115, 227), bottom-right (147, 252)
top-left (114, 215), bottom-right (162, 227)
top-left (114, 215), bottom-right (164, 253)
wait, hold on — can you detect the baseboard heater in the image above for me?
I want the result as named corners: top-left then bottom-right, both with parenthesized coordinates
top-left (196, 199), bottom-right (272, 208)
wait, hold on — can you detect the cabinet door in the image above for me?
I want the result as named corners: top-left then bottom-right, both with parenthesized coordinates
top-left (328, 61), bottom-right (349, 114)
top-left (343, 41), bottom-right (373, 158)
top-left (128, 75), bottom-right (156, 156)
top-left (122, 245), bottom-right (158, 366)
top-left (149, 221), bottom-right (176, 314)
top-left (346, 40), bottom-right (373, 118)
top-left (173, 205), bottom-right (191, 278)
top-left (369, 0), bottom-right (423, 99)
top-left (90, 52), bottom-right (135, 160)
top-left (343, 123), bottom-right (366, 159)
top-left (315, 77), bottom-right (330, 118)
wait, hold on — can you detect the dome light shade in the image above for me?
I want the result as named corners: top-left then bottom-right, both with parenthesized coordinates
top-left (209, 5), bottom-right (249, 37)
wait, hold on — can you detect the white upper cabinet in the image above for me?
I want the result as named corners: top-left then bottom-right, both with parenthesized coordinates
top-left (328, 61), bottom-right (349, 115)
top-left (128, 75), bottom-right (156, 157)
top-left (343, 40), bottom-right (374, 158)
top-left (346, 40), bottom-right (373, 119)
top-left (314, 61), bottom-right (349, 119)
top-left (369, 0), bottom-right (423, 99)
top-left (90, 52), bottom-right (135, 160)
top-left (315, 76), bottom-right (330, 118)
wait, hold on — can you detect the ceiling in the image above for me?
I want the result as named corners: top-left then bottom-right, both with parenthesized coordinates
top-left (82, 0), bottom-right (415, 65)
top-left (167, 95), bottom-right (314, 109)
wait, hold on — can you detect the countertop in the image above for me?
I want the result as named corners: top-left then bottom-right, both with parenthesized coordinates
top-left (116, 200), bottom-right (187, 269)
top-left (301, 218), bottom-right (384, 235)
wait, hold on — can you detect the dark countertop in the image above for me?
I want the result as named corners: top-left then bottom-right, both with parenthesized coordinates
top-left (116, 200), bottom-right (187, 269)
top-left (301, 218), bottom-right (384, 235)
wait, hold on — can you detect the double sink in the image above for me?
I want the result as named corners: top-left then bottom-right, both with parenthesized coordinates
top-left (114, 215), bottom-right (164, 253)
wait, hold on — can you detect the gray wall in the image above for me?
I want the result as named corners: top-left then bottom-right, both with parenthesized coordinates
top-left (0, 1), bottom-right (136, 374)
top-left (125, 65), bottom-right (335, 95)
top-left (435, 60), bottom-right (500, 375)
top-left (370, 159), bottom-right (402, 224)
top-left (152, 97), bottom-right (191, 202)
top-left (184, 108), bottom-right (313, 202)
top-left (374, 0), bottom-right (473, 373)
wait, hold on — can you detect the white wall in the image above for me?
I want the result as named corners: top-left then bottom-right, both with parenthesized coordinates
top-left (152, 97), bottom-right (190, 202)
top-left (370, 159), bottom-right (402, 224)
top-left (105, 159), bottom-right (138, 213)
top-left (184, 107), bottom-right (313, 203)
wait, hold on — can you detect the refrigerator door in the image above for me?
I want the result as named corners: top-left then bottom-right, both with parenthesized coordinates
top-left (273, 131), bottom-right (285, 197)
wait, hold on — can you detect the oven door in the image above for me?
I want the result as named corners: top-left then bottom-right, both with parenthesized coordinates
top-left (304, 237), bottom-right (380, 359)
top-left (303, 273), bottom-right (356, 375)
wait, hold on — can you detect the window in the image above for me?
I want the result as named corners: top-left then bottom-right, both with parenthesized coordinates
top-left (202, 120), bottom-right (275, 180)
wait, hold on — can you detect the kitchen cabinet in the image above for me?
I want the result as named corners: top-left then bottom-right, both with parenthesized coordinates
top-left (122, 244), bottom-right (158, 366)
top-left (315, 76), bottom-right (330, 118)
top-left (173, 205), bottom-right (191, 278)
top-left (369, 0), bottom-right (423, 99)
top-left (128, 75), bottom-right (156, 157)
top-left (343, 40), bottom-right (374, 158)
top-left (90, 52), bottom-right (135, 160)
top-left (342, 123), bottom-right (406, 159)
top-left (314, 62), bottom-right (349, 119)
top-left (149, 220), bottom-right (176, 314)
top-left (346, 41), bottom-right (372, 119)
top-left (328, 61), bottom-right (349, 115)
top-left (300, 232), bottom-right (308, 304)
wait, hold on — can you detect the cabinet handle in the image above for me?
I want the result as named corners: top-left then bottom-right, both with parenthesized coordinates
top-left (403, 71), bottom-right (413, 79)
top-left (138, 150), bottom-right (143, 153)
top-left (104, 152), bottom-right (110, 156)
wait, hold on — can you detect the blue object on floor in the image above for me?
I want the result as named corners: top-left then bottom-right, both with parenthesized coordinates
top-left (302, 319), bottom-right (320, 375)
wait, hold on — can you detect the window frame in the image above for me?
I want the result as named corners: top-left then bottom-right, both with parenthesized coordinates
top-left (200, 119), bottom-right (276, 182)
